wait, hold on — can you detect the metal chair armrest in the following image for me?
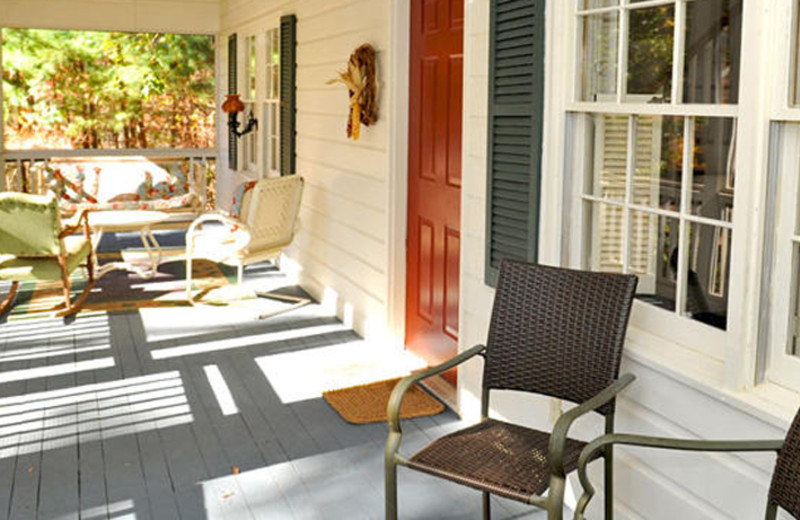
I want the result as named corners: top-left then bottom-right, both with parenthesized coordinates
top-left (549, 373), bottom-right (636, 477)
top-left (387, 344), bottom-right (486, 434)
top-left (186, 212), bottom-right (251, 253)
top-left (573, 433), bottom-right (784, 519)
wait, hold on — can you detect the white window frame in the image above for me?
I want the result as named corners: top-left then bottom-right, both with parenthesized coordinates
top-left (263, 26), bottom-right (281, 177)
top-left (240, 33), bottom-right (259, 175)
top-left (566, 0), bottom-right (747, 362)
top-left (762, 0), bottom-right (800, 393)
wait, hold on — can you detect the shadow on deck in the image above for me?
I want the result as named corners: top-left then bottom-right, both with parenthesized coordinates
top-left (0, 231), bottom-right (549, 520)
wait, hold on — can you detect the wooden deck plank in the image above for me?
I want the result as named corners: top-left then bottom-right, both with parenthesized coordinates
top-left (0, 263), bottom-right (561, 520)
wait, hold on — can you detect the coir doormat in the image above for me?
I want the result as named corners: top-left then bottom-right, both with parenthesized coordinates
top-left (323, 378), bottom-right (445, 424)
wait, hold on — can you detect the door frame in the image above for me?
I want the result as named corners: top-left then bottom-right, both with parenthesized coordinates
top-left (386, 0), bottom-right (412, 352)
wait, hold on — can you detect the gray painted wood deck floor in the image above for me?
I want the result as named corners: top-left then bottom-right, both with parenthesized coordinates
top-left (0, 234), bottom-right (553, 520)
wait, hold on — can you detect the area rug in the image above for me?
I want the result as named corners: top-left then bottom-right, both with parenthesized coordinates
top-left (323, 378), bottom-right (444, 424)
top-left (4, 250), bottom-right (229, 317)
top-left (4, 250), bottom-right (306, 319)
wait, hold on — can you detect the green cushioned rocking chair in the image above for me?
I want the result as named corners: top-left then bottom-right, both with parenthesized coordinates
top-left (0, 192), bottom-right (97, 317)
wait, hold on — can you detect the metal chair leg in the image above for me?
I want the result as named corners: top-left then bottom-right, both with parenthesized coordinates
top-left (385, 457), bottom-right (398, 520)
top-left (605, 434), bottom-right (614, 519)
top-left (547, 476), bottom-right (565, 520)
top-left (483, 491), bottom-right (491, 520)
top-left (385, 431), bottom-right (401, 520)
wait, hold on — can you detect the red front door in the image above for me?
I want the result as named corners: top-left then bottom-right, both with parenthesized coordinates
top-left (405, 0), bottom-right (463, 384)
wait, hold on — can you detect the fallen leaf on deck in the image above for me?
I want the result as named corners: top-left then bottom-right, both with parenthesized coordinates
top-left (221, 491), bottom-right (234, 500)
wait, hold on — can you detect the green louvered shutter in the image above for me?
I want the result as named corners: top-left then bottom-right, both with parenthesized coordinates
top-left (228, 34), bottom-right (238, 171)
top-left (484, 0), bottom-right (545, 286)
top-left (280, 14), bottom-right (297, 176)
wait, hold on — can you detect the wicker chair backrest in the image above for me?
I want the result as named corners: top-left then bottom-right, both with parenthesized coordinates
top-left (483, 261), bottom-right (638, 416)
top-left (768, 409), bottom-right (800, 518)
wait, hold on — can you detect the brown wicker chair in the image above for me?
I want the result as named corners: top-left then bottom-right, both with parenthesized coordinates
top-left (385, 260), bottom-right (638, 520)
top-left (573, 407), bottom-right (800, 519)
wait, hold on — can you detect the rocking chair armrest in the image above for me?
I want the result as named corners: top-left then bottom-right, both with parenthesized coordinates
top-left (59, 209), bottom-right (91, 239)
top-left (573, 433), bottom-right (784, 520)
top-left (386, 344), bottom-right (486, 434)
top-left (549, 373), bottom-right (636, 478)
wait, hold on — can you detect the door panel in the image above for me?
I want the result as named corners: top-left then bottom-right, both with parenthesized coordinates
top-left (406, 0), bottom-right (463, 384)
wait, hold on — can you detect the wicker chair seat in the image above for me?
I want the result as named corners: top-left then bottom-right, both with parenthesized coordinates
top-left (407, 419), bottom-right (587, 502)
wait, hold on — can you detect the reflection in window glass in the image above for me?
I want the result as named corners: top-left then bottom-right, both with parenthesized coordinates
top-left (684, 0), bottom-right (742, 104)
top-left (683, 221), bottom-right (730, 329)
top-left (588, 202), bottom-right (624, 274)
top-left (627, 6), bottom-right (674, 103)
top-left (792, 244), bottom-right (800, 355)
top-left (587, 115), bottom-right (628, 201)
top-left (692, 117), bottom-right (735, 222)
top-left (247, 36), bottom-right (257, 100)
top-left (581, 0), bottom-right (617, 9)
top-left (634, 115), bottom-right (683, 212)
top-left (581, 13), bottom-right (618, 102)
top-left (630, 211), bottom-right (679, 312)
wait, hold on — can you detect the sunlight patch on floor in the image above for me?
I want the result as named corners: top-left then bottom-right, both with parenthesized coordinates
top-left (256, 341), bottom-right (428, 404)
top-left (149, 322), bottom-right (347, 360)
top-left (0, 371), bottom-right (192, 459)
top-left (204, 364), bottom-right (239, 416)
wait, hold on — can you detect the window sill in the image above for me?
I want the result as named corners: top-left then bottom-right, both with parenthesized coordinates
top-left (624, 326), bottom-right (800, 430)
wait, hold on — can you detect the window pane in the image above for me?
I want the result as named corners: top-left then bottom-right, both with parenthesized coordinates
top-left (794, 2), bottom-right (800, 106)
top-left (631, 210), bottom-right (679, 313)
top-left (683, 221), bottom-right (730, 330)
top-left (627, 6), bottom-right (674, 103)
top-left (691, 117), bottom-right (735, 222)
top-left (248, 36), bottom-right (257, 100)
top-left (633, 115), bottom-right (683, 213)
top-left (580, 13), bottom-right (619, 102)
top-left (791, 243), bottom-right (800, 356)
top-left (587, 114), bottom-right (628, 201)
top-left (581, 0), bottom-right (617, 8)
top-left (683, 0), bottom-right (742, 104)
top-left (588, 201), bottom-right (624, 273)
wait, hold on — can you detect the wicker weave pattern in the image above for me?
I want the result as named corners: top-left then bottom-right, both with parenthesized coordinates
top-left (483, 261), bottom-right (637, 416)
top-left (407, 419), bottom-right (586, 502)
top-left (769, 409), bottom-right (800, 517)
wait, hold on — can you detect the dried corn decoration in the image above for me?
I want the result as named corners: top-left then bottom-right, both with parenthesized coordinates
top-left (327, 44), bottom-right (378, 140)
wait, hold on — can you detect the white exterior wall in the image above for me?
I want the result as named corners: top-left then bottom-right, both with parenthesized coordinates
top-left (458, 2), bottom-right (797, 519)
top-left (218, 0), bottom-right (393, 339)
top-left (0, 0), bottom-right (220, 34)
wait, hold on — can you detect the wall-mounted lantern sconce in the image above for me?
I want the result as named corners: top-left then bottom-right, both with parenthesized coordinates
top-left (222, 94), bottom-right (258, 138)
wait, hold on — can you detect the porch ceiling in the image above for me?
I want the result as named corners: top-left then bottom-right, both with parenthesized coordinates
top-left (0, 0), bottom-right (220, 35)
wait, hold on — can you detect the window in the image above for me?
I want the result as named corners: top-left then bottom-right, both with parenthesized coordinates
top-left (569, 0), bottom-right (742, 357)
top-left (762, 1), bottom-right (800, 390)
top-left (242, 34), bottom-right (258, 172)
top-left (263, 28), bottom-right (280, 176)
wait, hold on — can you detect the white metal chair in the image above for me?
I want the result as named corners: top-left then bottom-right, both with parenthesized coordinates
top-left (185, 175), bottom-right (304, 301)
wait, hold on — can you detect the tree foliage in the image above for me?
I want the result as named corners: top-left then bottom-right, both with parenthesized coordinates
top-left (2, 29), bottom-right (215, 149)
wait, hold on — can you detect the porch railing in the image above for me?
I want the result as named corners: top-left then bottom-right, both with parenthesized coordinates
top-left (2, 148), bottom-right (217, 210)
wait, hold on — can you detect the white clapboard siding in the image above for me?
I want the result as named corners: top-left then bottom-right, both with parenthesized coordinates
top-left (219, 0), bottom-right (391, 336)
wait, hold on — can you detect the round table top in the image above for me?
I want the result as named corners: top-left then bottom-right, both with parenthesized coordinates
top-left (88, 210), bottom-right (171, 231)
